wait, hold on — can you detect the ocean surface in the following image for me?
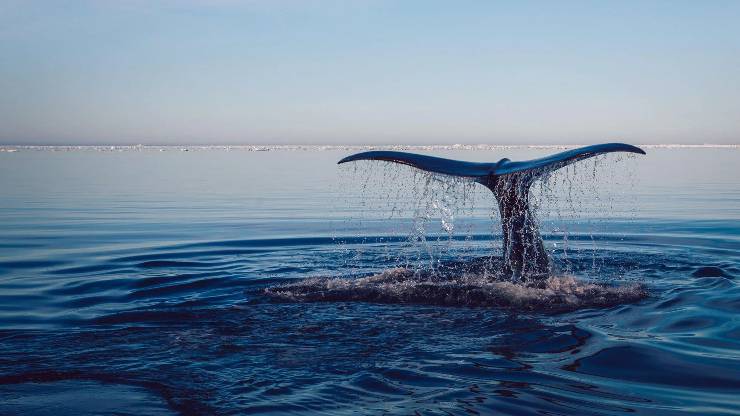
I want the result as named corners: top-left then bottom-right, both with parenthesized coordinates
top-left (0, 146), bottom-right (738, 415)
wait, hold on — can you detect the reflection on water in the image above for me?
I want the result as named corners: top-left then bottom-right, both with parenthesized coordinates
top-left (0, 147), bottom-right (738, 415)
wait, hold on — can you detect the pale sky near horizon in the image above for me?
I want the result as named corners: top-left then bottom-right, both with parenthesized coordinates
top-left (1, 1), bottom-right (739, 145)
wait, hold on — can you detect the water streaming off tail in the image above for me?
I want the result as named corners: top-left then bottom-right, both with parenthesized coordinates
top-left (270, 153), bottom-right (646, 310)
top-left (334, 159), bottom-right (487, 270)
top-left (532, 153), bottom-right (641, 279)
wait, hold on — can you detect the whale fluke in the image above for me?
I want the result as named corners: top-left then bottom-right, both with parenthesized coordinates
top-left (338, 143), bottom-right (644, 180)
top-left (338, 143), bottom-right (645, 281)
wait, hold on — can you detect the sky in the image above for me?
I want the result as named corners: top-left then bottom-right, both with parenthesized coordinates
top-left (0, 1), bottom-right (739, 145)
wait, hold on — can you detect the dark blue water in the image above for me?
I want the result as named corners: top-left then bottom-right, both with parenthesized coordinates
top-left (0, 147), bottom-right (738, 415)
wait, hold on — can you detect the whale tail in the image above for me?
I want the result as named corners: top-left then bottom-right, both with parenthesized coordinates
top-left (338, 143), bottom-right (646, 281)
top-left (338, 143), bottom-right (645, 184)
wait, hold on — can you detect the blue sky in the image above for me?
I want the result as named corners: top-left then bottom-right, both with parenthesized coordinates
top-left (1, 0), bottom-right (738, 145)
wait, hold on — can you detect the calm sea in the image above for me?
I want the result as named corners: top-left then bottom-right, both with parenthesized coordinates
top-left (0, 146), bottom-right (738, 415)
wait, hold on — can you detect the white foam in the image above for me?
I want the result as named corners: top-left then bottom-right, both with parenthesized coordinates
top-left (265, 268), bottom-right (647, 313)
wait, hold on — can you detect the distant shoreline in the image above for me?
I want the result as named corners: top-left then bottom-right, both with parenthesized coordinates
top-left (0, 143), bottom-right (738, 152)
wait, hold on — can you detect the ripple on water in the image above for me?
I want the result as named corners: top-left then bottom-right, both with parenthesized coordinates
top-left (692, 266), bottom-right (732, 278)
top-left (565, 344), bottom-right (740, 391)
top-left (0, 380), bottom-right (175, 416)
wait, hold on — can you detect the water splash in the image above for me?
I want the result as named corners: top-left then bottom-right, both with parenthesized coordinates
top-left (265, 266), bottom-right (647, 313)
top-left (301, 152), bottom-right (647, 311)
top-left (335, 160), bottom-right (484, 271)
top-left (532, 153), bottom-right (641, 279)
top-left (335, 153), bottom-right (638, 276)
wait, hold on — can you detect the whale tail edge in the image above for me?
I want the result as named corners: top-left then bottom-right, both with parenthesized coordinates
top-left (338, 143), bottom-right (645, 181)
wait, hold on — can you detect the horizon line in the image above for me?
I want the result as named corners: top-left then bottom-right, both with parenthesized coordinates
top-left (1, 143), bottom-right (738, 150)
